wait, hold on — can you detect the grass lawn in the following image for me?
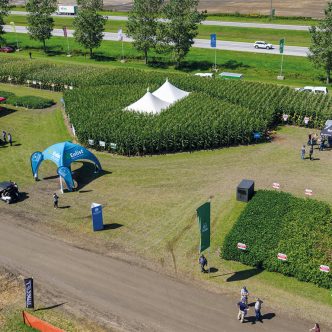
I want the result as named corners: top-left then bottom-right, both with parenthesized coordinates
top-left (5, 15), bottom-right (311, 46)
top-left (2, 33), bottom-right (326, 88)
top-left (0, 84), bottom-right (331, 328)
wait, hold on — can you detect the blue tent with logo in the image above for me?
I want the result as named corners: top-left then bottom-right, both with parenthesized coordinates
top-left (30, 141), bottom-right (102, 192)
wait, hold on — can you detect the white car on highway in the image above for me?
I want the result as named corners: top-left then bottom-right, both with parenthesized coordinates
top-left (254, 41), bottom-right (274, 50)
top-left (295, 86), bottom-right (328, 94)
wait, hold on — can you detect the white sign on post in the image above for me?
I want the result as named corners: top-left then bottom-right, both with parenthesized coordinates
top-left (237, 243), bottom-right (247, 250)
top-left (319, 265), bottom-right (330, 273)
top-left (277, 253), bottom-right (287, 261)
top-left (305, 189), bottom-right (313, 196)
top-left (272, 182), bottom-right (280, 189)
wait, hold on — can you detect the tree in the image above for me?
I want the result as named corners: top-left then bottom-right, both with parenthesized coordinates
top-left (0, 0), bottom-right (10, 46)
top-left (26, 0), bottom-right (56, 52)
top-left (309, 1), bottom-right (332, 84)
top-left (160, 0), bottom-right (205, 67)
top-left (73, 9), bottom-right (106, 58)
top-left (127, 0), bottom-right (163, 65)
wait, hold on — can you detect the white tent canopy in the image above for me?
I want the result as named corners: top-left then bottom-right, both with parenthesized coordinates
top-left (152, 79), bottom-right (189, 104)
top-left (124, 88), bottom-right (171, 114)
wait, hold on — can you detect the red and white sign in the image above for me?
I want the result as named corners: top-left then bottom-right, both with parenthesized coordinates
top-left (272, 182), bottom-right (280, 189)
top-left (305, 189), bottom-right (313, 196)
top-left (237, 243), bottom-right (247, 250)
top-left (277, 253), bottom-right (287, 261)
top-left (319, 265), bottom-right (330, 273)
top-left (304, 116), bottom-right (310, 124)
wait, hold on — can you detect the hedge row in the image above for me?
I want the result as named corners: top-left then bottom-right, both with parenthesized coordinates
top-left (221, 191), bottom-right (332, 289)
top-left (0, 90), bottom-right (54, 109)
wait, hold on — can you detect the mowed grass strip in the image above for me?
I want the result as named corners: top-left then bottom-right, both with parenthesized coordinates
top-left (0, 83), bottom-right (331, 329)
top-left (2, 33), bottom-right (325, 87)
top-left (5, 15), bottom-right (311, 46)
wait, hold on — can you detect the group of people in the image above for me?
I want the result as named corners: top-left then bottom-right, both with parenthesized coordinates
top-left (1, 130), bottom-right (13, 146)
top-left (301, 133), bottom-right (327, 160)
top-left (237, 286), bottom-right (263, 323)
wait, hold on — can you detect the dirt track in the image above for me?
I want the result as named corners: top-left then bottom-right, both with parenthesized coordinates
top-left (0, 211), bottom-right (320, 332)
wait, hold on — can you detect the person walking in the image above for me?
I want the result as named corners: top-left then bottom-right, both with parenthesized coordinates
top-left (29, 52), bottom-right (32, 59)
top-left (199, 254), bottom-right (208, 273)
top-left (2, 130), bottom-right (6, 143)
top-left (240, 286), bottom-right (249, 304)
top-left (53, 193), bottom-right (59, 209)
top-left (254, 298), bottom-right (263, 322)
top-left (237, 299), bottom-right (248, 323)
top-left (309, 145), bottom-right (314, 160)
top-left (8, 133), bottom-right (12, 146)
top-left (309, 323), bottom-right (320, 332)
top-left (301, 145), bottom-right (306, 160)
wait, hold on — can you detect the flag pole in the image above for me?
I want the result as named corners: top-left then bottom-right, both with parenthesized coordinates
top-left (280, 39), bottom-right (285, 77)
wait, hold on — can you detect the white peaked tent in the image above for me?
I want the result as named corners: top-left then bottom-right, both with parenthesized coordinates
top-left (152, 78), bottom-right (189, 104)
top-left (124, 88), bottom-right (171, 114)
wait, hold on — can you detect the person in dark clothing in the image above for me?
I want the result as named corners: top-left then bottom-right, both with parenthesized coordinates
top-left (53, 193), bottom-right (59, 209)
top-left (2, 130), bottom-right (6, 143)
top-left (254, 298), bottom-right (263, 322)
top-left (309, 145), bottom-right (314, 160)
top-left (29, 52), bottom-right (32, 59)
top-left (237, 299), bottom-right (248, 323)
top-left (8, 133), bottom-right (12, 146)
top-left (199, 254), bottom-right (208, 273)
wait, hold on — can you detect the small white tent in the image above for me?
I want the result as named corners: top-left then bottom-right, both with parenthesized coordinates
top-left (125, 88), bottom-right (171, 114)
top-left (152, 79), bottom-right (189, 104)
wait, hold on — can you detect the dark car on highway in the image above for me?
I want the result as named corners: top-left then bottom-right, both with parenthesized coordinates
top-left (0, 46), bottom-right (14, 53)
top-left (0, 181), bottom-right (20, 204)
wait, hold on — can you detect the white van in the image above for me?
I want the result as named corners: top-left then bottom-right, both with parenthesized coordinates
top-left (295, 86), bottom-right (328, 95)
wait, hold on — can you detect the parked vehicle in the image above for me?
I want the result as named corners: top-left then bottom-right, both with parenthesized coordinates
top-left (295, 86), bottom-right (328, 95)
top-left (56, 5), bottom-right (78, 15)
top-left (0, 181), bottom-right (20, 204)
top-left (0, 46), bottom-right (14, 53)
top-left (254, 41), bottom-right (274, 50)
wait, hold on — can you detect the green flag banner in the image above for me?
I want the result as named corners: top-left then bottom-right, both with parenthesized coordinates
top-left (279, 38), bottom-right (285, 54)
top-left (197, 202), bottom-right (211, 252)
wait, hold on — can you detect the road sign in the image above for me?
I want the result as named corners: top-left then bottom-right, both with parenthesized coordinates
top-left (237, 243), bottom-right (247, 250)
top-left (279, 38), bottom-right (285, 54)
top-left (305, 189), bottom-right (313, 196)
top-left (210, 34), bottom-right (217, 48)
top-left (319, 265), bottom-right (330, 273)
top-left (277, 253), bottom-right (287, 261)
top-left (272, 182), bottom-right (280, 189)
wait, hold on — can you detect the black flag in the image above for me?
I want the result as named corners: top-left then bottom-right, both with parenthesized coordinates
top-left (24, 278), bottom-right (34, 309)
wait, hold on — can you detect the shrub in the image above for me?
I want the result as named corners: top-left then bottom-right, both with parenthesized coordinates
top-left (0, 90), bottom-right (15, 99)
top-left (7, 96), bottom-right (54, 109)
top-left (221, 190), bottom-right (332, 289)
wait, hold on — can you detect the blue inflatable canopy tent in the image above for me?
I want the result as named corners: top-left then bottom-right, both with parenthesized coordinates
top-left (30, 141), bottom-right (102, 192)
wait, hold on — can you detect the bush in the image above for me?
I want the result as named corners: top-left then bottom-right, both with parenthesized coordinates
top-left (7, 95), bottom-right (54, 109)
top-left (0, 90), bottom-right (15, 100)
top-left (221, 191), bottom-right (332, 288)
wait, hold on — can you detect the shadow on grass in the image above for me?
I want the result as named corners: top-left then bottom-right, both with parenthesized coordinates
top-left (103, 223), bottom-right (123, 230)
top-left (93, 54), bottom-right (116, 62)
top-left (226, 267), bottom-right (263, 282)
top-left (17, 192), bottom-right (29, 203)
top-left (34, 302), bottom-right (67, 312)
top-left (0, 107), bottom-right (17, 118)
top-left (221, 60), bottom-right (251, 70)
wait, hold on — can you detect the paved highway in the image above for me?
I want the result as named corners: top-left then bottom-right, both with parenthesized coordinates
top-left (4, 25), bottom-right (309, 57)
top-left (10, 11), bottom-right (310, 31)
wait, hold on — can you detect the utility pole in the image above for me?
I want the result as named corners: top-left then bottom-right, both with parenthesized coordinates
top-left (270, 0), bottom-right (273, 19)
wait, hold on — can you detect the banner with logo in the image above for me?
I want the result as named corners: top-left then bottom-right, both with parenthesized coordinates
top-left (91, 203), bottom-right (104, 231)
top-left (57, 166), bottom-right (74, 191)
top-left (24, 278), bottom-right (34, 309)
top-left (197, 202), bottom-right (210, 252)
top-left (210, 33), bottom-right (217, 48)
top-left (279, 38), bottom-right (285, 54)
top-left (30, 151), bottom-right (44, 178)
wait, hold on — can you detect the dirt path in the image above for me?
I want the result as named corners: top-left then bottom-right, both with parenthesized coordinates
top-left (0, 213), bottom-right (314, 332)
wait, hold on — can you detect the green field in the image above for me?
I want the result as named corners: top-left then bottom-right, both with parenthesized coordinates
top-left (5, 14), bottom-right (311, 46)
top-left (2, 33), bottom-right (326, 88)
top-left (0, 83), bottom-right (331, 328)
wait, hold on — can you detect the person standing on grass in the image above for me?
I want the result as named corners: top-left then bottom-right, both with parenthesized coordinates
top-left (309, 145), bottom-right (314, 160)
top-left (199, 254), bottom-right (207, 273)
top-left (301, 145), bottom-right (306, 159)
top-left (8, 133), bottom-right (12, 146)
top-left (237, 299), bottom-right (248, 323)
top-left (309, 323), bottom-right (320, 332)
top-left (254, 298), bottom-right (263, 322)
top-left (53, 193), bottom-right (59, 209)
top-left (2, 130), bottom-right (6, 143)
top-left (29, 52), bottom-right (32, 59)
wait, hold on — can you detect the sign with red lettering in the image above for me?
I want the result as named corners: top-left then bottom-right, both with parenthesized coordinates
top-left (319, 265), bottom-right (330, 273)
top-left (305, 189), bottom-right (313, 196)
top-left (277, 253), bottom-right (287, 261)
top-left (272, 182), bottom-right (280, 189)
top-left (237, 243), bottom-right (247, 250)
